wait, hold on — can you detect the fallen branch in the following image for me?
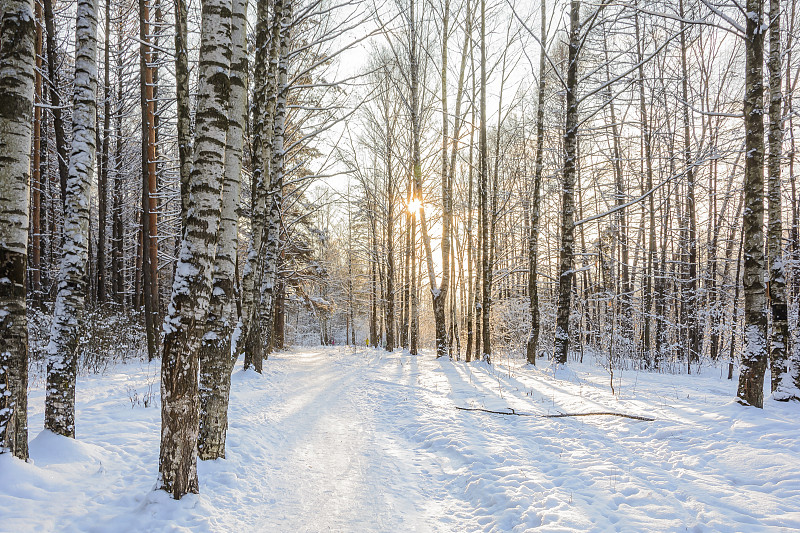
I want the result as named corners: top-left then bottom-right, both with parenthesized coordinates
top-left (456, 406), bottom-right (532, 416)
top-left (456, 406), bottom-right (654, 421)
top-left (542, 412), bottom-right (655, 421)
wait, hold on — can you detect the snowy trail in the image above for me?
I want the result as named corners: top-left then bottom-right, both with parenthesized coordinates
top-left (2, 347), bottom-right (799, 532)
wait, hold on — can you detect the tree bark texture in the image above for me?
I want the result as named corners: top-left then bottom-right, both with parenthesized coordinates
top-left (553, 0), bottom-right (579, 365)
top-left (767, 0), bottom-right (796, 399)
top-left (0, 0), bottom-right (36, 459)
top-left (198, 0), bottom-right (246, 460)
top-left (45, 0), bottom-right (98, 437)
top-left (479, 0), bottom-right (491, 363)
top-left (174, 0), bottom-right (191, 232)
top-left (737, 0), bottom-right (768, 408)
top-left (159, 0), bottom-right (231, 498)
top-left (260, 0), bottom-right (291, 356)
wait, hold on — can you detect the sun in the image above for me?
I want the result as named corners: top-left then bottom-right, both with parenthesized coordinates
top-left (408, 197), bottom-right (422, 214)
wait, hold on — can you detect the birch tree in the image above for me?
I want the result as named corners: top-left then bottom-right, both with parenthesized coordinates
top-left (243, 0), bottom-right (280, 371)
top-left (261, 0), bottom-right (293, 356)
top-left (767, 0), bottom-right (797, 400)
top-left (737, 0), bottom-right (769, 407)
top-left (0, 0), bottom-right (36, 459)
top-left (45, 0), bottom-right (98, 437)
top-left (198, 0), bottom-right (247, 460)
top-left (159, 0), bottom-right (231, 498)
top-left (552, 0), bottom-right (580, 365)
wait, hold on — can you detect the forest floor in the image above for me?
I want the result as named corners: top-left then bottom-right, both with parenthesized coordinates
top-left (1, 347), bottom-right (799, 532)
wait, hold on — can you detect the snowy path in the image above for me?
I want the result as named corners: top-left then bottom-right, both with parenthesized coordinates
top-left (2, 347), bottom-right (799, 532)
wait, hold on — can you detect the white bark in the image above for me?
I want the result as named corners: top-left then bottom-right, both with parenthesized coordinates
top-left (198, 0), bottom-right (247, 460)
top-left (261, 0), bottom-right (291, 355)
top-left (242, 0), bottom-right (279, 371)
top-left (159, 0), bottom-right (231, 498)
top-left (0, 0), bottom-right (36, 459)
top-left (45, 0), bottom-right (98, 438)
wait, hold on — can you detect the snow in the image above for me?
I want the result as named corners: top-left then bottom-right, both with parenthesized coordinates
top-left (2, 347), bottom-right (799, 531)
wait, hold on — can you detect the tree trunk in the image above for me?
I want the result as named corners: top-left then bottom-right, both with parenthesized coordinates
top-left (767, 0), bottom-right (795, 399)
top-left (527, 0), bottom-right (546, 366)
top-left (384, 90), bottom-right (396, 352)
top-left (42, 0), bottom-right (69, 207)
top-left (466, 70), bottom-right (476, 363)
top-left (111, 10), bottom-right (124, 306)
top-left (159, 0), bottom-right (231, 498)
top-left (410, 207), bottom-right (418, 355)
top-left (243, 0), bottom-right (280, 370)
top-left (96, 0), bottom-right (110, 303)
top-left (677, 0), bottom-right (699, 369)
top-left (0, 0), bottom-right (36, 459)
top-left (479, 0), bottom-right (491, 363)
top-left (198, 0), bottom-right (246, 460)
top-left (553, 0), bottom-right (579, 365)
top-left (261, 0), bottom-right (291, 356)
top-left (45, 0), bottom-right (98, 437)
top-left (174, 0), bottom-right (191, 232)
top-left (737, 0), bottom-right (768, 408)
top-left (31, 0), bottom-right (43, 306)
top-left (139, 0), bottom-right (159, 360)
top-left (635, 11), bottom-right (657, 365)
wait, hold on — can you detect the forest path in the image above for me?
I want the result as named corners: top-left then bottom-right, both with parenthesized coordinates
top-left (2, 347), bottom-right (799, 532)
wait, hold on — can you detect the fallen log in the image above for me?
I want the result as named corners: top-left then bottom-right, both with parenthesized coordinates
top-left (455, 406), bottom-right (654, 422)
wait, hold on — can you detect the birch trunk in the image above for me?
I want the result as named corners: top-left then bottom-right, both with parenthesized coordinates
top-left (261, 0), bottom-right (291, 356)
top-left (553, 0), bottom-right (580, 365)
top-left (198, 0), bottom-right (246, 460)
top-left (767, 0), bottom-right (796, 400)
top-left (0, 0), bottom-right (36, 459)
top-left (243, 0), bottom-right (279, 370)
top-left (31, 0), bottom-right (42, 305)
top-left (737, 0), bottom-right (768, 408)
top-left (45, 0), bottom-right (98, 437)
top-left (159, 0), bottom-right (231, 498)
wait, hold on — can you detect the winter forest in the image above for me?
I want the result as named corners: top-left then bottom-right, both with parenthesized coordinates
top-left (1, 0), bottom-right (800, 529)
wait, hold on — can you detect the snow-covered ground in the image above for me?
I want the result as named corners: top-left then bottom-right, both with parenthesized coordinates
top-left (2, 347), bottom-right (799, 532)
